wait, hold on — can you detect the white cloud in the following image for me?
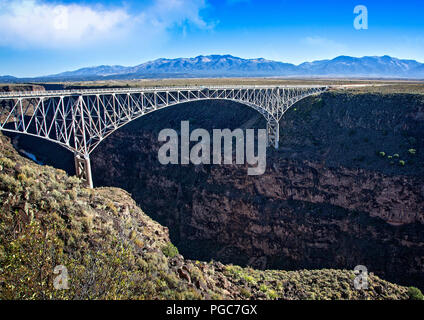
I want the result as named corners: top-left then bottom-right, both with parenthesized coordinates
top-left (146, 0), bottom-right (211, 30)
top-left (0, 0), bottom-right (210, 48)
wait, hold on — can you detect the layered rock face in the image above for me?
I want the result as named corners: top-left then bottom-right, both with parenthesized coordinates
top-left (87, 93), bottom-right (424, 289)
top-left (7, 131), bottom-right (410, 301)
top-left (12, 92), bottom-right (424, 289)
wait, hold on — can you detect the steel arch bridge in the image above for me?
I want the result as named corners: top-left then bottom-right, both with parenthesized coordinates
top-left (0, 85), bottom-right (328, 187)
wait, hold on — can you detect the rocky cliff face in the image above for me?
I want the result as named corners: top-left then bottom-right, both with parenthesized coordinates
top-left (8, 131), bottom-right (407, 300)
top-left (83, 92), bottom-right (424, 290)
top-left (11, 92), bottom-right (424, 290)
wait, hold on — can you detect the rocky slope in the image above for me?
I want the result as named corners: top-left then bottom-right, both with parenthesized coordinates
top-left (1, 132), bottom-right (415, 300)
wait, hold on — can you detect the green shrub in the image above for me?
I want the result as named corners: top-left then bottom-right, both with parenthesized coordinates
top-left (408, 149), bottom-right (417, 155)
top-left (241, 274), bottom-right (256, 284)
top-left (399, 160), bottom-right (406, 166)
top-left (0, 173), bottom-right (21, 192)
top-left (267, 289), bottom-right (278, 300)
top-left (379, 152), bottom-right (386, 157)
top-left (407, 287), bottom-right (424, 300)
top-left (0, 157), bottom-right (15, 169)
top-left (225, 265), bottom-right (242, 277)
top-left (240, 288), bottom-right (251, 299)
top-left (260, 284), bottom-right (268, 293)
top-left (106, 201), bottom-right (118, 214)
top-left (161, 242), bottom-right (179, 258)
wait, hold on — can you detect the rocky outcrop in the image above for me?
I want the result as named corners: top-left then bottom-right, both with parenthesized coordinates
top-left (252, 158), bottom-right (423, 225)
top-left (0, 84), bottom-right (45, 93)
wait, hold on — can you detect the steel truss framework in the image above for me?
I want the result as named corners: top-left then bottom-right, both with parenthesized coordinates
top-left (0, 85), bottom-right (328, 187)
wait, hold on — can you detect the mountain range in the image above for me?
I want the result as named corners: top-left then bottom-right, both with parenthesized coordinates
top-left (2, 54), bottom-right (424, 82)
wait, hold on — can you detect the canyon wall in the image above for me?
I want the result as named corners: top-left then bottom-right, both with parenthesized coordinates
top-left (12, 92), bottom-right (424, 289)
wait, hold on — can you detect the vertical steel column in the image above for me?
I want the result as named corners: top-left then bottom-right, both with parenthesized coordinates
top-left (74, 153), bottom-right (93, 188)
top-left (266, 119), bottom-right (279, 149)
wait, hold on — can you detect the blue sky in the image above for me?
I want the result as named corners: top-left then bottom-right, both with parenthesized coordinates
top-left (0, 0), bottom-right (423, 77)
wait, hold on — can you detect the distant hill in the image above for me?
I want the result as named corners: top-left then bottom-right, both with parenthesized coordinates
top-left (3, 55), bottom-right (424, 81)
top-left (0, 75), bottom-right (19, 83)
top-left (297, 55), bottom-right (424, 78)
top-left (124, 55), bottom-right (298, 77)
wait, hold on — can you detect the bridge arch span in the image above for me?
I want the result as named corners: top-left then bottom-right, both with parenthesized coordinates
top-left (0, 85), bottom-right (328, 187)
top-left (87, 97), bottom-right (275, 154)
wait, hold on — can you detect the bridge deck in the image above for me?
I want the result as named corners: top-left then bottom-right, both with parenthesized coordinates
top-left (0, 85), bottom-right (328, 99)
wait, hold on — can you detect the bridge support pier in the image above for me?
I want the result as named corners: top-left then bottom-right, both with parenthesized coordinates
top-left (74, 153), bottom-right (93, 189)
top-left (267, 119), bottom-right (279, 149)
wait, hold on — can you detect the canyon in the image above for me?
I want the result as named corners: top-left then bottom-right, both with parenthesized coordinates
top-left (11, 90), bottom-right (424, 290)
